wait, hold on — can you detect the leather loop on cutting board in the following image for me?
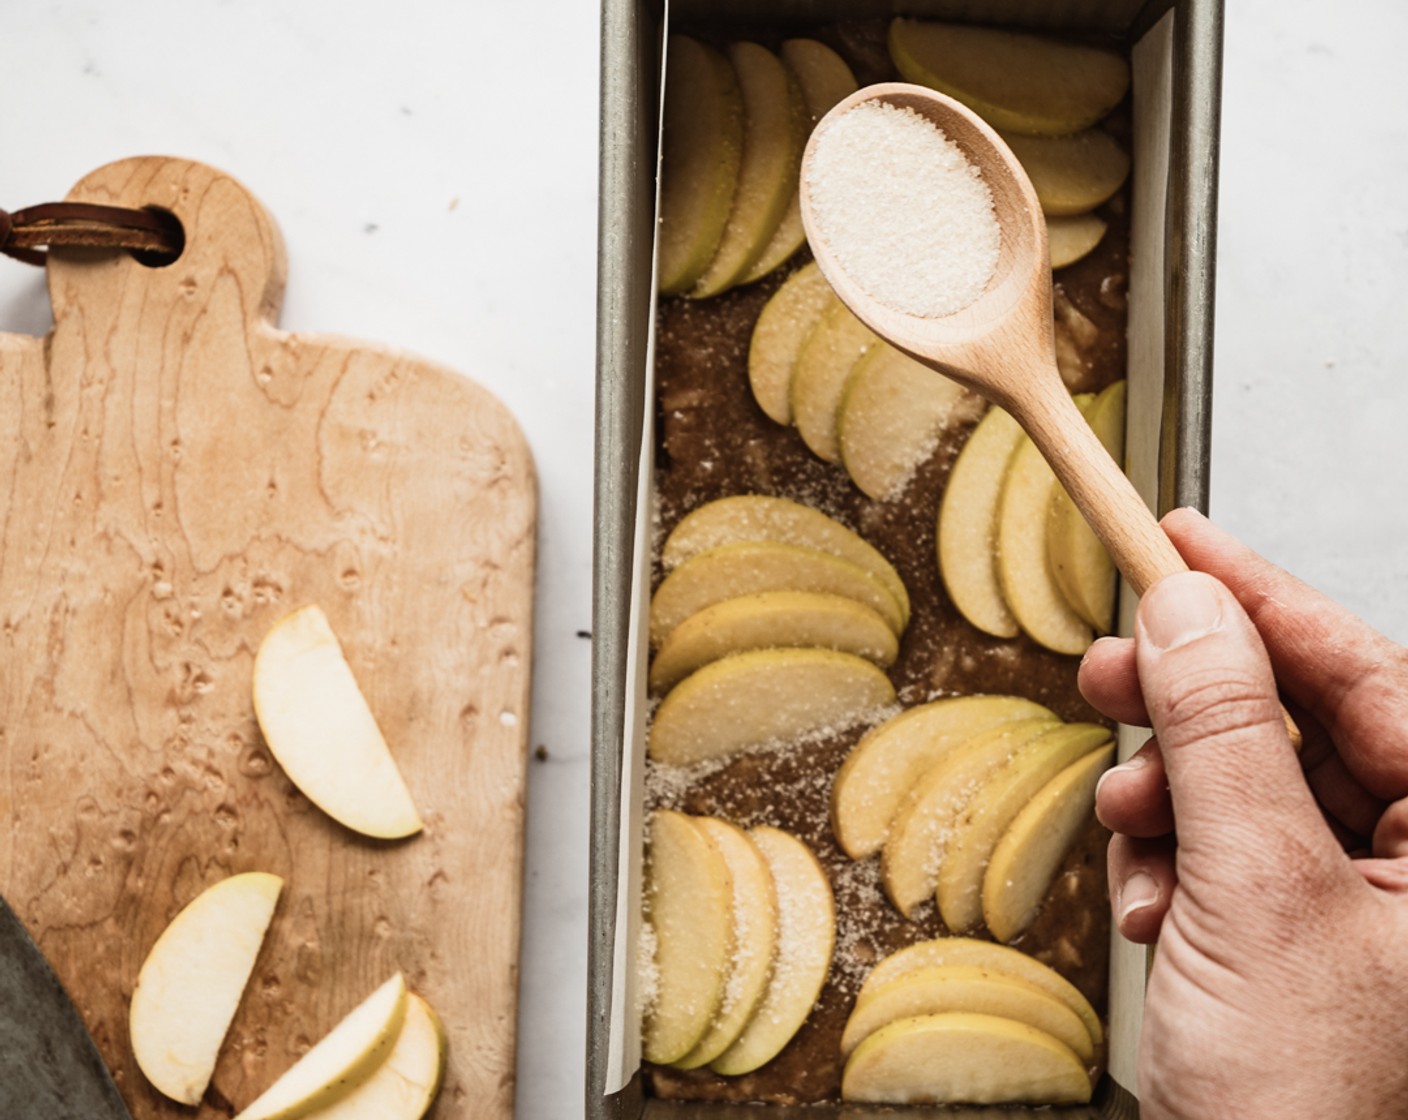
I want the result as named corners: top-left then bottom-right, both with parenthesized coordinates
top-left (0, 200), bottom-right (183, 265)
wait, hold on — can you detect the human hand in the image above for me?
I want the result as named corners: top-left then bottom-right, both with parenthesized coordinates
top-left (1078, 507), bottom-right (1408, 1120)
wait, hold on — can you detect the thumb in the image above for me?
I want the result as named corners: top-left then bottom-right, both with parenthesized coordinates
top-left (1135, 571), bottom-right (1335, 869)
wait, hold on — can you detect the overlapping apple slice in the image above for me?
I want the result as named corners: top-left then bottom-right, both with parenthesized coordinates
top-left (1048, 214), bottom-right (1109, 269)
top-left (888, 18), bottom-right (1130, 136)
top-left (748, 262), bottom-right (833, 424)
top-left (649, 648), bottom-right (895, 766)
top-left (1000, 129), bottom-right (1130, 217)
top-left (790, 299), bottom-right (878, 463)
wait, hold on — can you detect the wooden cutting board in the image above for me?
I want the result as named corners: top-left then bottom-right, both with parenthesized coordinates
top-left (0, 157), bottom-right (536, 1118)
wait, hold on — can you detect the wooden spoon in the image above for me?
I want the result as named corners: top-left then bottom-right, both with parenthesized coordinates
top-left (799, 83), bottom-right (1301, 745)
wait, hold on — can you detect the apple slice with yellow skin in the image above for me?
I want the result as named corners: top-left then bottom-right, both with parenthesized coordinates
top-left (859, 938), bottom-right (1102, 1049)
top-left (130, 872), bottom-right (282, 1105)
top-left (641, 810), bottom-right (735, 1064)
top-left (995, 396), bottom-right (1095, 656)
top-left (838, 344), bottom-right (975, 501)
top-left (253, 605), bottom-right (422, 839)
top-left (1048, 214), bottom-right (1108, 270)
top-left (234, 974), bottom-right (409, 1120)
top-left (841, 1012), bottom-right (1091, 1105)
top-left (299, 994), bottom-right (446, 1120)
top-left (649, 590), bottom-right (897, 694)
top-left (1000, 129), bottom-right (1130, 218)
top-left (937, 406), bottom-right (1025, 639)
top-left (936, 723), bottom-right (1112, 933)
top-left (649, 648), bottom-right (895, 767)
top-left (649, 541), bottom-right (905, 649)
top-left (888, 18), bottom-right (1130, 136)
top-left (711, 827), bottom-right (834, 1075)
top-left (747, 263), bottom-right (833, 424)
top-left (657, 36), bottom-right (743, 296)
top-left (831, 695), bottom-right (1055, 860)
top-left (1050, 380), bottom-right (1127, 632)
top-left (985, 742), bottom-right (1116, 943)
top-left (882, 718), bottom-right (1058, 918)
top-left (673, 819), bottom-right (779, 1069)
top-left (840, 964), bottom-right (1093, 1062)
top-left (790, 298), bottom-right (879, 463)
top-left (741, 39), bottom-right (858, 284)
top-left (691, 44), bottom-right (807, 298)
top-left (662, 495), bottom-right (909, 624)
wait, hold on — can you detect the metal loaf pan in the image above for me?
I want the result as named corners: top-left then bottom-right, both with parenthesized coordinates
top-left (590, 1), bottom-right (1222, 1116)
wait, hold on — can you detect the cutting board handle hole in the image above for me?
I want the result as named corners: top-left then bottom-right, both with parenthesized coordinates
top-left (130, 207), bottom-right (185, 269)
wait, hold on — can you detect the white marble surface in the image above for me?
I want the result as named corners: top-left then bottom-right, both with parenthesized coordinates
top-left (3, 3), bottom-right (1406, 1118)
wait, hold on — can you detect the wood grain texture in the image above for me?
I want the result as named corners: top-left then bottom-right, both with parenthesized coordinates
top-left (0, 157), bottom-right (536, 1118)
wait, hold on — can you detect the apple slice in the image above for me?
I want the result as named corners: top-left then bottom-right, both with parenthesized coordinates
top-left (673, 819), bottom-right (779, 1068)
top-left (649, 541), bottom-right (905, 649)
top-left (840, 964), bottom-right (1093, 1062)
top-left (790, 299), bottom-right (879, 463)
top-left (937, 406), bottom-right (1025, 638)
top-left (130, 872), bottom-right (282, 1105)
top-left (882, 718), bottom-right (1058, 918)
top-left (936, 723), bottom-right (1112, 933)
top-left (841, 1012), bottom-right (1091, 1105)
top-left (711, 827), bottom-right (834, 1075)
top-left (662, 495), bottom-right (909, 624)
top-left (1048, 214), bottom-right (1108, 270)
top-left (831, 695), bottom-right (1055, 860)
top-left (986, 742), bottom-right (1116, 943)
top-left (234, 974), bottom-right (409, 1120)
top-left (1001, 129), bottom-right (1130, 217)
top-left (888, 19), bottom-right (1130, 136)
top-left (748, 263), bottom-right (834, 424)
top-left (252, 605), bottom-right (422, 839)
top-left (649, 590), bottom-right (897, 694)
top-left (301, 993), bottom-right (446, 1120)
top-left (657, 36), bottom-right (743, 296)
top-left (649, 648), bottom-right (895, 767)
top-left (641, 810), bottom-right (735, 1064)
top-left (838, 343), bottom-right (973, 501)
top-left (995, 398), bottom-right (1095, 656)
top-left (859, 937), bottom-right (1102, 1048)
top-left (691, 43), bottom-right (807, 298)
top-left (741, 40), bottom-right (859, 284)
top-left (1049, 380), bottom-right (1127, 632)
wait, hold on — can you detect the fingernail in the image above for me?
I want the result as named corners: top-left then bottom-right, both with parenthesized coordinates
top-left (1140, 571), bottom-right (1224, 651)
top-left (1094, 755), bottom-right (1145, 800)
top-left (1118, 870), bottom-right (1159, 923)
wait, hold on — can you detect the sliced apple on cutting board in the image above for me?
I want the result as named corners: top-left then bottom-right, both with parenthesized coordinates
top-left (1049, 379), bottom-right (1127, 632)
top-left (985, 742), bottom-right (1116, 943)
top-left (691, 43), bottom-right (807, 298)
top-left (1001, 129), bottom-right (1130, 217)
top-left (748, 263), bottom-right (834, 424)
top-left (301, 993), bottom-right (446, 1120)
top-left (841, 1012), bottom-right (1092, 1105)
top-left (742, 39), bottom-right (858, 283)
top-left (859, 937), bottom-right (1102, 1049)
top-left (662, 495), bottom-right (909, 624)
top-left (649, 541), bottom-right (905, 648)
top-left (649, 648), bottom-right (895, 767)
top-left (840, 964), bottom-right (1093, 1062)
top-left (831, 695), bottom-right (1055, 860)
top-left (130, 872), bottom-right (283, 1105)
top-left (1048, 213), bottom-right (1108, 270)
top-left (837, 344), bottom-right (973, 501)
top-left (995, 395), bottom-right (1095, 656)
top-left (234, 973), bottom-right (409, 1120)
top-left (641, 810), bottom-right (735, 1064)
top-left (937, 406), bottom-right (1025, 639)
top-left (711, 827), bottom-right (835, 1075)
top-left (888, 18), bottom-right (1130, 136)
top-left (649, 590), bottom-right (897, 694)
top-left (882, 718), bottom-right (1058, 918)
top-left (936, 722), bottom-right (1112, 933)
top-left (657, 35), bottom-right (743, 296)
top-left (790, 298), bottom-right (879, 463)
top-left (253, 605), bottom-right (423, 839)
top-left (673, 819), bottom-right (779, 1069)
